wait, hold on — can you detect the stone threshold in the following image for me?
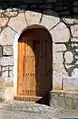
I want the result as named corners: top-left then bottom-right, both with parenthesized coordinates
top-left (14, 95), bottom-right (42, 102)
top-left (49, 90), bottom-right (78, 110)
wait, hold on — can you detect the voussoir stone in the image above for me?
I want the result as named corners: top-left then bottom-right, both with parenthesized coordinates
top-left (41, 10), bottom-right (60, 30)
top-left (8, 13), bottom-right (27, 33)
top-left (3, 46), bottom-right (13, 56)
top-left (0, 17), bottom-right (8, 27)
top-left (71, 25), bottom-right (78, 37)
top-left (0, 27), bottom-right (16, 45)
top-left (25, 11), bottom-right (42, 25)
top-left (50, 22), bottom-right (70, 43)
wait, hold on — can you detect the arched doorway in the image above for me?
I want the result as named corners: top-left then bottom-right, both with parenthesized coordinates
top-left (16, 27), bottom-right (52, 101)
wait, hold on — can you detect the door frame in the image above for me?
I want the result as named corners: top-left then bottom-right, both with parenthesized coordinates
top-left (13, 24), bottom-right (52, 96)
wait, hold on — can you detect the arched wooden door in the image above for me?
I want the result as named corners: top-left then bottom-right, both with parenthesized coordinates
top-left (17, 28), bottom-right (52, 101)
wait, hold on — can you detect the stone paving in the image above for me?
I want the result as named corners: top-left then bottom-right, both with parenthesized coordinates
top-left (0, 101), bottom-right (78, 119)
top-left (0, 101), bottom-right (56, 119)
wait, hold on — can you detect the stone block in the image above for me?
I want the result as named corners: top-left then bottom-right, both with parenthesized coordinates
top-left (0, 88), bottom-right (5, 101)
top-left (54, 44), bottom-right (66, 52)
top-left (59, 93), bottom-right (65, 108)
top-left (64, 51), bottom-right (73, 64)
top-left (53, 63), bottom-right (68, 76)
top-left (0, 46), bottom-right (2, 57)
top-left (53, 52), bottom-right (63, 63)
top-left (8, 13), bottom-right (27, 33)
top-left (65, 97), bottom-right (73, 109)
top-left (71, 25), bottom-right (78, 37)
top-left (53, 76), bottom-right (62, 90)
top-left (71, 38), bottom-right (78, 42)
top-left (8, 66), bottom-right (13, 70)
top-left (41, 10), bottom-right (60, 30)
top-left (0, 87), bottom-right (14, 100)
top-left (3, 45), bottom-right (13, 56)
top-left (50, 22), bottom-right (70, 43)
top-left (63, 77), bottom-right (78, 91)
top-left (0, 17), bottom-right (8, 27)
top-left (50, 90), bottom-right (78, 110)
top-left (2, 71), bottom-right (8, 77)
top-left (0, 56), bottom-right (14, 66)
top-left (63, 17), bottom-right (78, 25)
top-left (0, 77), bottom-right (13, 88)
top-left (49, 91), bottom-right (59, 108)
top-left (72, 99), bottom-right (78, 109)
top-left (0, 27), bottom-right (16, 45)
top-left (8, 70), bottom-right (14, 77)
top-left (4, 10), bottom-right (18, 17)
top-left (25, 11), bottom-right (42, 25)
top-left (2, 66), bottom-right (8, 71)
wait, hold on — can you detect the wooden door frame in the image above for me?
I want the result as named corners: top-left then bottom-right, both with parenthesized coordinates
top-left (13, 24), bottom-right (52, 96)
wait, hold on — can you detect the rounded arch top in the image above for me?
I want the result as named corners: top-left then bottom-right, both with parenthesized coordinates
top-left (14, 24), bottom-right (52, 44)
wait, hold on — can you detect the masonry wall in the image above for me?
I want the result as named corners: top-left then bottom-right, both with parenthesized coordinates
top-left (0, 0), bottom-right (78, 100)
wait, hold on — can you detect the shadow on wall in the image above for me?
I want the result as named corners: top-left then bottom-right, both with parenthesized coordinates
top-left (0, 0), bottom-right (76, 18)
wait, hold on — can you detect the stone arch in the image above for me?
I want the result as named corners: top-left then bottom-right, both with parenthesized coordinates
top-left (13, 24), bottom-right (53, 99)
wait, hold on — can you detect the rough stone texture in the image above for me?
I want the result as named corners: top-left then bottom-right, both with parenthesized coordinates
top-left (71, 38), bottom-right (78, 42)
top-left (0, 88), bottom-right (5, 100)
top-left (0, 47), bottom-right (2, 57)
top-left (0, 77), bottom-right (13, 87)
top-left (1, 66), bottom-right (8, 77)
top-left (2, 66), bottom-right (8, 71)
top-left (41, 10), bottom-right (60, 30)
top-left (53, 52), bottom-right (63, 63)
top-left (0, 27), bottom-right (16, 45)
top-left (63, 77), bottom-right (78, 91)
top-left (71, 25), bottom-right (78, 37)
top-left (3, 46), bottom-right (13, 56)
top-left (8, 13), bottom-right (27, 33)
top-left (53, 43), bottom-right (66, 63)
top-left (63, 17), bottom-right (78, 24)
top-left (8, 70), bottom-right (14, 77)
top-left (53, 63), bottom-right (68, 76)
top-left (0, 57), bottom-right (14, 66)
top-left (0, 17), bottom-right (8, 27)
top-left (54, 44), bottom-right (66, 52)
top-left (53, 76), bottom-right (62, 90)
top-left (72, 68), bottom-right (78, 77)
top-left (4, 9), bottom-right (18, 17)
top-left (2, 71), bottom-right (8, 77)
top-left (50, 22), bottom-right (70, 43)
top-left (64, 51), bottom-right (73, 64)
top-left (53, 43), bottom-right (64, 63)
top-left (49, 90), bottom-right (78, 109)
top-left (25, 11), bottom-right (42, 25)
top-left (8, 66), bottom-right (13, 71)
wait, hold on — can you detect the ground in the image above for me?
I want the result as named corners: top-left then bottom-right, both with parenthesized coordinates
top-left (0, 101), bottom-right (78, 119)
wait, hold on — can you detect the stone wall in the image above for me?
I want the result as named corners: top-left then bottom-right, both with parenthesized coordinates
top-left (0, 0), bottom-right (78, 100)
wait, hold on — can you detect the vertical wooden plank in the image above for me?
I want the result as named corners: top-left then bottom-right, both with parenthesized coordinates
top-left (17, 40), bottom-right (24, 95)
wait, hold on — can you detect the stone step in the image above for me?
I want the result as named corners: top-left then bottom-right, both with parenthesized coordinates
top-left (14, 95), bottom-right (42, 102)
top-left (49, 90), bottom-right (78, 110)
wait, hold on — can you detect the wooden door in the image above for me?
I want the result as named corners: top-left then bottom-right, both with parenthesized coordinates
top-left (17, 28), bottom-right (52, 97)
